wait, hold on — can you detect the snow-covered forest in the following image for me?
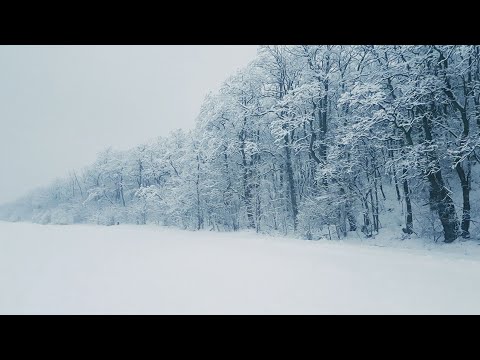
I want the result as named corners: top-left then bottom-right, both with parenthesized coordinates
top-left (3, 45), bottom-right (480, 244)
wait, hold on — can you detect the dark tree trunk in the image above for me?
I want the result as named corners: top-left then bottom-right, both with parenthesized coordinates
top-left (455, 162), bottom-right (471, 238)
top-left (388, 140), bottom-right (401, 202)
top-left (370, 185), bottom-right (377, 233)
top-left (393, 166), bottom-right (401, 202)
top-left (347, 211), bottom-right (357, 231)
top-left (284, 133), bottom-right (298, 231)
top-left (119, 175), bottom-right (126, 207)
top-left (421, 112), bottom-right (459, 243)
top-left (319, 92), bottom-right (328, 188)
top-left (138, 160), bottom-right (143, 188)
top-left (400, 131), bottom-right (415, 234)
top-left (445, 96), bottom-right (471, 239)
top-left (362, 193), bottom-right (372, 237)
top-left (436, 47), bottom-right (470, 239)
top-left (402, 168), bottom-right (413, 234)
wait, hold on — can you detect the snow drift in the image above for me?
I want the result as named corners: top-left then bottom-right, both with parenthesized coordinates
top-left (1, 221), bottom-right (480, 314)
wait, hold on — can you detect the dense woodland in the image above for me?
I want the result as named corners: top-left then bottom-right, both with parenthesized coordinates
top-left (2, 45), bottom-right (480, 243)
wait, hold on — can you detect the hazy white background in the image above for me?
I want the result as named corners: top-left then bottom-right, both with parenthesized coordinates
top-left (0, 45), bottom-right (258, 204)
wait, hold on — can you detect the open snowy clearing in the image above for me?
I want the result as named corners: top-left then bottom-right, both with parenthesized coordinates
top-left (1, 221), bottom-right (480, 314)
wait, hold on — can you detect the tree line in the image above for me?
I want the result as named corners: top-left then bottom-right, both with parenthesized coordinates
top-left (2, 45), bottom-right (480, 243)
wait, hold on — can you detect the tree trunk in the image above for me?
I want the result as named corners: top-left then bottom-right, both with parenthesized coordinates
top-left (338, 187), bottom-right (347, 237)
top-left (240, 130), bottom-right (255, 229)
top-left (422, 112), bottom-right (459, 243)
top-left (455, 162), bottom-right (471, 238)
top-left (402, 168), bottom-right (413, 234)
top-left (119, 175), bottom-right (126, 207)
top-left (196, 154), bottom-right (203, 230)
top-left (284, 133), bottom-right (298, 231)
top-left (437, 48), bottom-right (470, 240)
top-left (402, 130), bottom-right (415, 233)
top-left (393, 165), bottom-right (401, 202)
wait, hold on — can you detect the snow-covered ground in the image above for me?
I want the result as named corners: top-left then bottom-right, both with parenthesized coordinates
top-left (1, 221), bottom-right (480, 314)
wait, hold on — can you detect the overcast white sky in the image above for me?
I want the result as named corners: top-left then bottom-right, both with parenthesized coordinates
top-left (0, 45), bottom-right (258, 204)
